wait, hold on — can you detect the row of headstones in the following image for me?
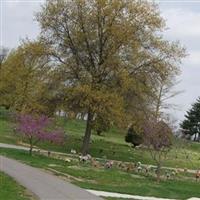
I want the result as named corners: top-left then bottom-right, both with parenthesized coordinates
top-left (38, 149), bottom-right (200, 181)
top-left (78, 155), bottom-right (200, 181)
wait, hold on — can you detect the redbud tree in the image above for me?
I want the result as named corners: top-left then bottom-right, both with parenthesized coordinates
top-left (17, 114), bottom-right (65, 155)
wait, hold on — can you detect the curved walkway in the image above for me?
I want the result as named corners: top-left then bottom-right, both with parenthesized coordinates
top-left (0, 143), bottom-right (199, 200)
top-left (0, 155), bottom-right (103, 200)
top-left (87, 189), bottom-right (178, 200)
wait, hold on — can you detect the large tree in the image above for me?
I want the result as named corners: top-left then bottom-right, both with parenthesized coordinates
top-left (181, 97), bottom-right (200, 142)
top-left (36, 0), bottom-right (185, 155)
top-left (0, 41), bottom-right (60, 115)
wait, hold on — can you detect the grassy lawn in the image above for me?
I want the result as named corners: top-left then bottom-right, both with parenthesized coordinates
top-left (0, 115), bottom-right (200, 170)
top-left (0, 171), bottom-right (34, 200)
top-left (0, 109), bottom-right (200, 199)
top-left (0, 148), bottom-right (200, 200)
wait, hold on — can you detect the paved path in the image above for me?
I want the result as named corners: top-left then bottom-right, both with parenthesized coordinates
top-left (88, 190), bottom-right (200, 200)
top-left (0, 142), bottom-right (74, 157)
top-left (0, 143), bottom-right (199, 200)
top-left (87, 189), bottom-right (178, 200)
top-left (0, 142), bottom-right (29, 151)
top-left (0, 156), bottom-right (103, 200)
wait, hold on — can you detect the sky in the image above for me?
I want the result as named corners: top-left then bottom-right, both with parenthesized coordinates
top-left (1, 0), bottom-right (200, 123)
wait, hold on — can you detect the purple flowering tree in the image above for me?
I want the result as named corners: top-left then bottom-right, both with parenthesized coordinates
top-left (17, 114), bottom-right (65, 155)
top-left (143, 119), bottom-right (173, 182)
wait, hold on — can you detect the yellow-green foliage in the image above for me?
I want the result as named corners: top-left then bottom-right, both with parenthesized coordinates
top-left (0, 41), bottom-right (54, 114)
top-left (36, 0), bottom-right (185, 128)
top-left (0, 0), bottom-right (186, 154)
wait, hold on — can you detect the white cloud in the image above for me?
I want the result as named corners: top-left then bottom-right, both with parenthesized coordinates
top-left (160, 7), bottom-right (200, 122)
top-left (185, 51), bottom-right (200, 66)
top-left (162, 8), bottom-right (200, 38)
top-left (2, 1), bottom-right (43, 48)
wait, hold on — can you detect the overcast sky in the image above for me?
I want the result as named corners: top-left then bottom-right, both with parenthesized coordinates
top-left (1, 0), bottom-right (200, 123)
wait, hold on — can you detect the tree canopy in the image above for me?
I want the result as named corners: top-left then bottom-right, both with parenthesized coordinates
top-left (17, 114), bottom-right (65, 155)
top-left (35, 0), bottom-right (186, 154)
top-left (143, 119), bottom-right (173, 181)
top-left (0, 41), bottom-right (60, 115)
top-left (180, 97), bottom-right (200, 142)
top-left (0, 0), bottom-right (186, 155)
top-left (125, 125), bottom-right (143, 147)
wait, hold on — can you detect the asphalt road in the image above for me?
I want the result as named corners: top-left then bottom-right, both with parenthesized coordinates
top-left (0, 155), bottom-right (103, 200)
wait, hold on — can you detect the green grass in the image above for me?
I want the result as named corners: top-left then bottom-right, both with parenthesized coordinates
top-left (0, 171), bottom-right (34, 200)
top-left (0, 114), bottom-right (200, 170)
top-left (0, 119), bottom-right (17, 144)
top-left (1, 148), bottom-right (200, 200)
top-left (58, 118), bottom-right (126, 144)
top-left (31, 119), bottom-right (200, 169)
top-left (0, 109), bottom-right (200, 199)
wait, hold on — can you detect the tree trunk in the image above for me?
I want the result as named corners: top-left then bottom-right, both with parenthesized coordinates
top-left (156, 164), bottom-right (161, 182)
top-left (29, 137), bottom-right (33, 156)
top-left (81, 109), bottom-right (93, 155)
top-left (194, 133), bottom-right (197, 141)
top-left (64, 112), bottom-right (67, 122)
top-left (198, 133), bottom-right (200, 142)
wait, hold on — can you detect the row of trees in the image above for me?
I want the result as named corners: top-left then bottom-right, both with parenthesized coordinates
top-left (0, 0), bottom-right (186, 155)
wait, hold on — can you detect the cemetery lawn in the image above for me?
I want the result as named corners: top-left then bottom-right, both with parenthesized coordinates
top-left (0, 117), bottom-right (200, 170)
top-left (0, 171), bottom-right (34, 200)
top-left (0, 148), bottom-right (200, 200)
